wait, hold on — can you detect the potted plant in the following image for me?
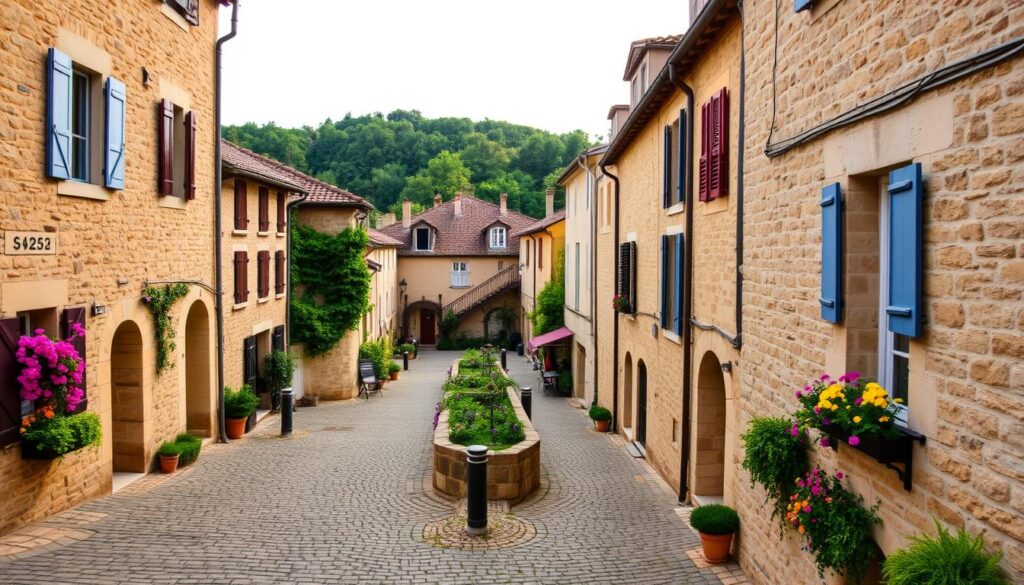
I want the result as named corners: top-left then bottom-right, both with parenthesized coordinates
top-left (174, 433), bottom-right (202, 466)
top-left (224, 384), bottom-right (259, 439)
top-left (157, 441), bottom-right (181, 473)
top-left (263, 350), bottom-right (296, 411)
top-left (399, 343), bottom-right (416, 359)
top-left (588, 405), bottom-right (612, 432)
top-left (611, 294), bottom-right (632, 313)
top-left (883, 520), bottom-right (1008, 585)
top-left (689, 504), bottom-right (739, 563)
top-left (388, 361), bottom-right (401, 381)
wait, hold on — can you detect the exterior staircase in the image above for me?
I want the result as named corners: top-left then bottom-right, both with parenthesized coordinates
top-left (443, 264), bottom-right (520, 319)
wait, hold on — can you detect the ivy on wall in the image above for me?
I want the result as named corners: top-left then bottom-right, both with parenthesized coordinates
top-left (290, 224), bottom-right (371, 356)
top-left (142, 283), bottom-right (190, 374)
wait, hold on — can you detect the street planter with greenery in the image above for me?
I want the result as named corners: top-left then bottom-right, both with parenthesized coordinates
top-left (224, 384), bottom-right (259, 439)
top-left (441, 347), bottom-right (525, 450)
top-left (399, 343), bottom-right (416, 359)
top-left (263, 350), bottom-right (296, 411)
top-left (157, 433), bottom-right (203, 473)
top-left (689, 504), bottom-right (740, 563)
top-left (157, 441), bottom-right (181, 473)
top-left (359, 337), bottom-right (393, 382)
top-left (882, 521), bottom-right (1008, 585)
top-left (388, 361), bottom-right (401, 381)
top-left (588, 405), bottom-right (612, 432)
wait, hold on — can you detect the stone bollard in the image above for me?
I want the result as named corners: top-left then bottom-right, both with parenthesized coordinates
top-left (280, 388), bottom-right (293, 436)
top-left (465, 445), bottom-right (488, 536)
top-left (520, 387), bottom-right (532, 420)
top-left (403, 351), bottom-right (409, 371)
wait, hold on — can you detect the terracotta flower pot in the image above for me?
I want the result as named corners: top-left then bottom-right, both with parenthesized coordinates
top-left (594, 419), bottom-right (611, 432)
top-left (225, 416), bottom-right (247, 440)
top-left (390, 371), bottom-right (399, 381)
top-left (159, 454), bottom-right (179, 474)
top-left (699, 531), bottom-right (734, 563)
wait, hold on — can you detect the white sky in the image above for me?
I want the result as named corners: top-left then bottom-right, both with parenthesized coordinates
top-left (219, 1), bottom-right (688, 141)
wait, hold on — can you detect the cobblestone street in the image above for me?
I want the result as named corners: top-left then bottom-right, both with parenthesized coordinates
top-left (0, 350), bottom-right (745, 584)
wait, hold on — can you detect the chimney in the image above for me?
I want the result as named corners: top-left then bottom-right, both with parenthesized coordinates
top-left (453, 192), bottom-right (463, 218)
top-left (499, 192), bottom-right (508, 216)
top-left (545, 187), bottom-right (555, 218)
top-left (433, 191), bottom-right (442, 207)
top-left (379, 212), bottom-right (396, 228)
top-left (402, 198), bottom-right (411, 228)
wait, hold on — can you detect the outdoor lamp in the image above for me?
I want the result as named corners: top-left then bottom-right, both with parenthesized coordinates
top-left (399, 278), bottom-right (408, 294)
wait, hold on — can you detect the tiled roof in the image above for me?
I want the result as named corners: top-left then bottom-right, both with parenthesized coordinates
top-left (378, 196), bottom-right (538, 256)
top-left (623, 33), bottom-right (684, 80)
top-left (511, 209), bottom-right (566, 238)
top-left (367, 228), bottom-right (402, 248)
top-left (221, 140), bottom-right (307, 193)
top-left (555, 144), bottom-right (608, 186)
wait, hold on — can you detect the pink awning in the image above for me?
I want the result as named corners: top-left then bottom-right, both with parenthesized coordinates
top-left (527, 326), bottom-right (573, 353)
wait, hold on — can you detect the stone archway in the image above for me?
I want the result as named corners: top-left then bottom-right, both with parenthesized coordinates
top-left (403, 300), bottom-right (442, 344)
top-left (694, 351), bottom-right (727, 497)
top-left (184, 300), bottom-right (212, 437)
top-left (110, 320), bottom-right (145, 473)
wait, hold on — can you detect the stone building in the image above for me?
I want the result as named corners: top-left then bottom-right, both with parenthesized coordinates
top-left (364, 229), bottom-right (402, 343)
top-left (514, 190), bottom-right (566, 351)
top-left (379, 194), bottom-right (534, 346)
top-left (735, 0), bottom-right (1024, 580)
top-left (0, 0), bottom-right (227, 534)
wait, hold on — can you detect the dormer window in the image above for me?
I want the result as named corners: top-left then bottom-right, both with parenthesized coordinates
top-left (414, 226), bottom-right (433, 251)
top-left (489, 227), bottom-right (507, 249)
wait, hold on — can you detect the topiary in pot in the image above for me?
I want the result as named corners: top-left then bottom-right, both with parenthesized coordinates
top-left (588, 405), bottom-right (612, 432)
top-left (224, 384), bottom-right (259, 439)
top-left (157, 441), bottom-right (182, 473)
top-left (690, 504), bottom-right (740, 563)
top-left (883, 520), bottom-right (1008, 585)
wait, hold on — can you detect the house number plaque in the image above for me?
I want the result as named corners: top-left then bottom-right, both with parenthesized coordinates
top-left (4, 231), bottom-right (57, 255)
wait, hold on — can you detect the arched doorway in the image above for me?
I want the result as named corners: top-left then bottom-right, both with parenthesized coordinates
top-left (403, 300), bottom-right (441, 345)
top-left (110, 320), bottom-right (145, 472)
top-left (637, 360), bottom-right (648, 447)
top-left (184, 301), bottom-right (212, 437)
top-left (623, 352), bottom-right (633, 430)
top-left (694, 352), bottom-right (727, 497)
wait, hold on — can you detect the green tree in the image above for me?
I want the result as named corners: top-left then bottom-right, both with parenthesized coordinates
top-left (460, 132), bottom-right (512, 182)
top-left (399, 150), bottom-right (472, 206)
top-left (529, 251), bottom-right (565, 336)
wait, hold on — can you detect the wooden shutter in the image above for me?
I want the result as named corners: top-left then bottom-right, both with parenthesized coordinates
top-left (617, 242), bottom-right (636, 313)
top-left (662, 125), bottom-right (672, 208)
top-left (709, 88), bottom-right (729, 200)
top-left (674, 234), bottom-right (684, 335)
top-left (46, 48), bottom-right (73, 180)
top-left (820, 183), bottom-right (843, 324)
top-left (61, 307), bottom-right (88, 413)
top-left (0, 318), bottom-right (22, 447)
top-left (158, 99), bottom-right (174, 195)
top-left (538, 238), bottom-right (544, 269)
top-left (677, 109), bottom-right (687, 204)
top-left (699, 100), bottom-right (709, 202)
top-left (276, 192), bottom-right (286, 232)
top-left (104, 77), bottom-right (127, 189)
top-left (887, 163), bottom-right (924, 338)
top-left (274, 250), bottom-right (285, 295)
top-left (258, 187), bottom-right (270, 232)
top-left (234, 251), bottom-right (248, 304)
top-left (243, 336), bottom-right (257, 390)
top-left (234, 180), bottom-right (248, 230)
top-left (257, 251), bottom-right (270, 298)
top-left (660, 235), bottom-right (669, 328)
top-left (272, 325), bottom-right (285, 352)
top-left (184, 111), bottom-right (197, 200)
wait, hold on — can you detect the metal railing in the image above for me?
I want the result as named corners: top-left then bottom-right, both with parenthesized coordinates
top-left (443, 264), bottom-right (520, 318)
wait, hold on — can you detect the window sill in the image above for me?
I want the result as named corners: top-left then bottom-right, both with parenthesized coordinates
top-left (232, 302), bottom-right (249, 311)
top-left (257, 297), bottom-right (269, 304)
top-left (275, 293), bottom-right (285, 300)
top-left (666, 201), bottom-right (685, 216)
top-left (450, 286), bottom-right (471, 289)
top-left (57, 181), bottom-right (112, 201)
top-left (276, 232), bottom-right (286, 238)
top-left (257, 231), bottom-right (271, 237)
top-left (662, 330), bottom-right (682, 345)
top-left (157, 196), bottom-right (187, 210)
top-left (232, 229), bottom-right (248, 236)
top-left (159, 3), bottom-right (191, 32)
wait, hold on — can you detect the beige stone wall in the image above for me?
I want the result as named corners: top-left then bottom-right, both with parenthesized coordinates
top-left (738, 1), bottom-right (1024, 581)
top-left (595, 178), bottom-right (617, 416)
top-left (0, 0), bottom-right (220, 534)
top-left (563, 160), bottom-right (600, 405)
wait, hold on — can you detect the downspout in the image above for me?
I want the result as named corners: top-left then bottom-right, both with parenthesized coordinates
top-left (669, 65), bottom-right (695, 503)
top-left (599, 163), bottom-right (620, 432)
top-left (214, 0), bottom-right (239, 443)
top-left (735, 0), bottom-right (746, 351)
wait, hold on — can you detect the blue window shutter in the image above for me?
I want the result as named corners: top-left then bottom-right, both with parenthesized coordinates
top-left (46, 48), bottom-right (73, 180)
top-left (887, 163), bottom-right (924, 338)
top-left (104, 77), bottom-right (126, 189)
top-left (674, 234), bottom-right (684, 335)
top-left (819, 183), bottom-right (842, 323)
top-left (662, 126), bottom-right (672, 208)
top-left (677, 109), bottom-right (687, 205)
top-left (795, 0), bottom-right (812, 12)
top-left (660, 235), bottom-right (668, 328)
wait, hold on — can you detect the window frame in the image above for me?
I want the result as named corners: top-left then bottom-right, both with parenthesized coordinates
top-left (877, 180), bottom-right (909, 425)
top-left (414, 226), bottom-right (433, 251)
top-left (489, 226), bottom-right (507, 249)
top-left (450, 261), bottom-right (469, 288)
top-left (70, 69), bottom-right (90, 182)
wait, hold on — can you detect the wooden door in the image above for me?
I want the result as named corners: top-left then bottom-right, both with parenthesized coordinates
top-left (637, 362), bottom-right (648, 446)
top-left (420, 309), bottom-right (436, 345)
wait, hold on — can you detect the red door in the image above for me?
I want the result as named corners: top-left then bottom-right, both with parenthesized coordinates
top-left (420, 309), bottom-right (436, 345)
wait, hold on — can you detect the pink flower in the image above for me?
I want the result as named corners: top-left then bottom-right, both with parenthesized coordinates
top-left (795, 391), bottom-right (803, 398)
top-left (810, 485), bottom-right (821, 496)
top-left (791, 425), bottom-right (800, 437)
top-left (848, 436), bottom-right (860, 447)
top-left (835, 471), bottom-right (844, 480)
top-left (813, 406), bottom-right (821, 415)
top-left (854, 397), bottom-right (863, 405)
top-left (846, 371), bottom-right (860, 381)
top-left (803, 505), bottom-right (812, 513)
top-left (819, 437), bottom-right (830, 448)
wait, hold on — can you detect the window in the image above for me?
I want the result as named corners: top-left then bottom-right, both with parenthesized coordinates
top-left (276, 192), bottom-right (287, 232)
top-left (664, 116), bottom-right (685, 207)
top-left (70, 70), bottom-right (89, 181)
top-left (274, 251), bottom-right (285, 295)
top-left (157, 99), bottom-right (197, 199)
top-left (699, 88), bottom-right (729, 202)
top-left (451, 262), bottom-right (469, 288)
top-left (414, 226), bottom-right (432, 251)
top-left (526, 240), bottom-right (531, 267)
top-left (617, 242), bottom-right (637, 313)
top-left (257, 251), bottom-right (270, 299)
top-left (233, 251), bottom-right (248, 304)
top-left (660, 234), bottom-right (684, 335)
top-left (233, 180), bottom-right (248, 231)
top-left (640, 63), bottom-right (648, 94)
top-left (538, 238), bottom-right (544, 269)
top-left (574, 243), bottom-right (581, 309)
top-left (166, 0), bottom-right (200, 25)
top-left (258, 187), bottom-right (270, 232)
top-left (489, 227), bottom-right (507, 249)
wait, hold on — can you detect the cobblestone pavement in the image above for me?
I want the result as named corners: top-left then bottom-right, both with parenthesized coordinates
top-left (0, 350), bottom-right (745, 584)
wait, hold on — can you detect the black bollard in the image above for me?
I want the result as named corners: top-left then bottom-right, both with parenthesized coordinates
top-left (465, 445), bottom-right (488, 536)
top-left (520, 387), bottom-right (532, 420)
top-left (517, 342), bottom-right (524, 356)
top-left (403, 351), bottom-right (409, 371)
top-left (500, 348), bottom-right (507, 370)
top-left (280, 388), bottom-right (294, 436)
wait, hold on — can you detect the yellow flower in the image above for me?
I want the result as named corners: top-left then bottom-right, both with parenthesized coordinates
top-left (831, 405), bottom-right (839, 411)
top-left (874, 399), bottom-right (887, 408)
top-left (879, 416), bottom-right (890, 423)
top-left (853, 416), bottom-right (862, 423)
top-left (894, 398), bottom-right (904, 404)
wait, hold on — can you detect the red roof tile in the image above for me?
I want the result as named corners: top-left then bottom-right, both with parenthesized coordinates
top-left (221, 140), bottom-right (307, 193)
top-left (511, 209), bottom-right (566, 238)
top-left (367, 228), bottom-right (402, 248)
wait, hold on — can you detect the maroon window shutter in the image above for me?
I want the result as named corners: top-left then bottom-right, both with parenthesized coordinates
top-left (275, 250), bottom-right (285, 294)
top-left (234, 180), bottom-right (248, 231)
top-left (0, 318), bottom-right (22, 447)
top-left (234, 251), bottom-right (248, 303)
top-left (60, 307), bottom-right (88, 413)
top-left (158, 99), bottom-right (175, 195)
top-left (276, 192), bottom-right (286, 232)
top-left (258, 251), bottom-right (270, 298)
top-left (699, 100), bottom-right (709, 202)
top-left (538, 238), bottom-right (544, 269)
top-left (184, 111), bottom-right (197, 200)
top-left (258, 187), bottom-right (270, 232)
top-left (709, 88), bottom-right (729, 200)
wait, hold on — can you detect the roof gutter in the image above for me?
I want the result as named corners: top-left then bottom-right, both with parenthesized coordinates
top-left (222, 167), bottom-right (305, 195)
top-left (214, 0), bottom-right (239, 443)
top-left (599, 162), bottom-right (620, 433)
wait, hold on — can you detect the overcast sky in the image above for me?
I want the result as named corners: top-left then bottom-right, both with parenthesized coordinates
top-left (219, 1), bottom-right (688, 140)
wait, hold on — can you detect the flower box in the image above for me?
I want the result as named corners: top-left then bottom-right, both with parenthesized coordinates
top-left (820, 422), bottom-right (926, 491)
top-left (20, 441), bottom-right (62, 461)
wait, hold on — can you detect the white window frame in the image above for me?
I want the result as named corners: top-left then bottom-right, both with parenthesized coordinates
top-left (414, 226), bottom-right (433, 251)
top-left (877, 179), bottom-right (909, 425)
top-left (489, 227), bottom-right (507, 249)
top-left (451, 261), bottom-right (469, 288)
top-left (574, 242), bottom-right (581, 310)
top-left (70, 69), bottom-right (90, 182)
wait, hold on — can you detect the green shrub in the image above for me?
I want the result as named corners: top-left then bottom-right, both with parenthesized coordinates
top-left (436, 338), bottom-right (456, 350)
top-left (174, 433), bottom-right (202, 465)
top-left (224, 384), bottom-right (259, 419)
top-left (158, 441), bottom-right (184, 457)
top-left (883, 521), bottom-right (1008, 585)
top-left (388, 361), bottom-right (401, 374)
top-left (441, 309), bottom-right (460, 337)
top-left (588, 406), bottom-right (612, 421)
top-left (740, 417), bottom-right (810, 522)
top-left (22, 415), bottom-right (76, 455)
top-left (689, 504), bottom-right (740, 535)
top-left (263, 350), bottom-right (296, 398)
top-left (68, 412), bottom-right (102, 448)
top-left (359, 338), bottom-right (392, 379)
top-left (399, 343), bottom-right (415, 355)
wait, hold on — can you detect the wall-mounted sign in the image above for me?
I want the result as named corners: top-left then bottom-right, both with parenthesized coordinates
top-left (4, 231), bottom-right (57, 255)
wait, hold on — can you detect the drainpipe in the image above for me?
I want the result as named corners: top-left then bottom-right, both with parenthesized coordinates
top-left (214, 0), bottom-right (239, 443)
top-left (599, 163), bottom-right (620, 433)
top-left (669, 65), bottom-right (695, 503)
top-left (735, 0), bottom-right (746, 351)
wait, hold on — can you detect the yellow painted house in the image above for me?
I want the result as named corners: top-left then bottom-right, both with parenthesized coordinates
top-left (515, 189), bottom-right (566, 350)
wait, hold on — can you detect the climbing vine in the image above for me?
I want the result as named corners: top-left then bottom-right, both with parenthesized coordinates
top-left (141, 283), bottom-right (190, 374)
top-left (290, 224), bottom-right (371, 356)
